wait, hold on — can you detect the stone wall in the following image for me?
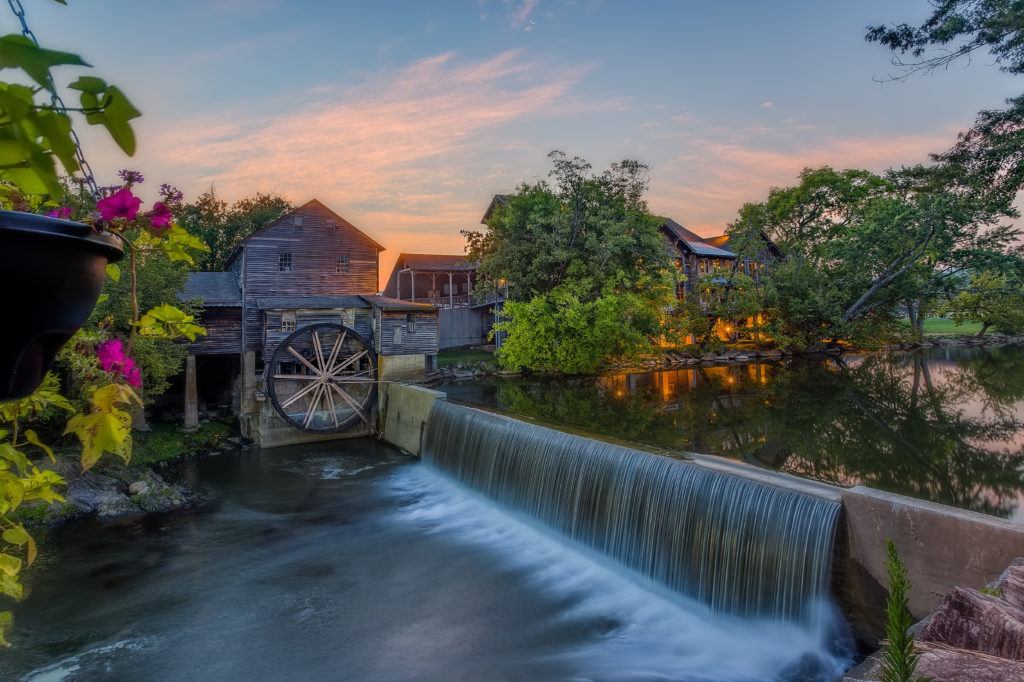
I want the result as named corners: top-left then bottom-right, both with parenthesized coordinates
top-left (378, 382), bottom-right (445, 456)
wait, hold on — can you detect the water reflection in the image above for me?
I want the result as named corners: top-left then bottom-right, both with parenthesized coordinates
top-left (444, 345), bottom-right (1024, 521)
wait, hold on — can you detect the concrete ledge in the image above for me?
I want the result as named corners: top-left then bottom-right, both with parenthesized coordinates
top-left (836, 485), bottom-right (1024, 644)
top-left (379, 382), bottom-right (446, 456)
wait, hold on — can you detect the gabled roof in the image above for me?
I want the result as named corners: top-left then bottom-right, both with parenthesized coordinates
top-left (179, 272), bottom-right (241, 306)
top-left (361, 294), bottom-right (437, 312)
top-left (703, 234), bottom-right (730, 248)
top-left (481, 194), bottom-right (509, 224)
top-left (657, 217), bottom-right (706, 244)
top-left (225, 199), bottom-right (384, 266)
top-left (397, 253), bottom-right (476, 272)
top-left (256, 295), bottom-right (369, 310)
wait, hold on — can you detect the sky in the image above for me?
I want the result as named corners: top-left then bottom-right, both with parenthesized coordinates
top-left (26, 0), bottom-right (1022, 288)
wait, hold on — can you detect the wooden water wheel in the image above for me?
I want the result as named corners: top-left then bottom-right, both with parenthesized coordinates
top-left (266, 323), bottom-right (377, 433)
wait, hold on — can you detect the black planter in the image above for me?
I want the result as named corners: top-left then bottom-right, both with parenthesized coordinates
top-left (0, 211), bottom-right (123, 400)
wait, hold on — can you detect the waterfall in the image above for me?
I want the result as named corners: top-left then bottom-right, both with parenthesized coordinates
top-left (421, 400), bottom-right (840, 625)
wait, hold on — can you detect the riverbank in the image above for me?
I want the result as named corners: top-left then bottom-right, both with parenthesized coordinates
top-left (18, 419), bottom-right (236, 528)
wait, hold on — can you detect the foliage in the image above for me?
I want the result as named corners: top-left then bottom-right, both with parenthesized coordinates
top-left (942, 270), bottom-right (1024, 336)
top-left (731, 166), bottom-right (1020, 346)
top-left (133, 420), bottom-right (232, 468)
top-left (0, 33), bottom-right (138, 196)
top-left (464, 151), bottom-right (675, 301)
top-left (679, 267), bottom-right (764, 350)
top-left (880, 540), bottom-right (922, 682)
top-left (175, 187), bottom-right (292, 270)
top-left (0, 375), bottom-right (71, 646)
top-left (495, 279), bottom-right (667, 375)
top-left (64, 383), bottom-right (141, 471)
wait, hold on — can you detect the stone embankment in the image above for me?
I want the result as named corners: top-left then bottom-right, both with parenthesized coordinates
top-left (845, 559), bottom-right (1024, 681)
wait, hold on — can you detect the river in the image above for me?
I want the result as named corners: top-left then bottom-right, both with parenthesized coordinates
top-left (445, 345), bottom-right (1024, 522)
top-left (1, 440), bottom-right (851, 681)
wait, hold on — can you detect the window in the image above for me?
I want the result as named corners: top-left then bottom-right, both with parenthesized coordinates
top-left (336, 255), bottom-right (350, 273)
top-left (406, 313), bottom-right (416, 333)
top-left (393, 326), bottom-right (403, 345)
top-left (282, 311), bottom-right (296, 332)
top-left (279, 252), bottom-right (293, 272)
top-left (341, 309), bottom-right (356, 328)
top-left (328, 220), bottom-right (337, 234)
top-left (293, 215), bottom-right (303, 226)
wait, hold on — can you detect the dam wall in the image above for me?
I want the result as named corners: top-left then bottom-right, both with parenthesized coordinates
top-left (377, 382), bottom-right (1024, 643)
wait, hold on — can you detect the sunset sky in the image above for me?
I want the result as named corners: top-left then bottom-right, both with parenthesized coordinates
top-left (30, 0), bottom-right (1020, 287)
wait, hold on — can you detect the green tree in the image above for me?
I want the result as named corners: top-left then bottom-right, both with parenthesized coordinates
top-left (463, 151), bottom-right (674, 300)
top-left (176, 187), bottom-right (292, 270)
top-left (943, 270), bottom-right (1024, 336)
top-left (495, 278), bottom-right (668, 375)
top-left (679, 267), bottom-right (764, 350)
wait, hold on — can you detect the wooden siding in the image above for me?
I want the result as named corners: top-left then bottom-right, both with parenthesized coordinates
top-left (375, 310), bottom-right (439, 356)
top-left (188, 307), bottom-right (242, 355)
top-left (262, 307), bottom-right (374, 361)
top-left (240, 202), bottom-right (381, 351)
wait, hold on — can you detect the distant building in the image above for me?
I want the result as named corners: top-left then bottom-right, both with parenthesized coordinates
top-left (180, 199), bottom-right (439, 446)
top-left (657, 217), bottom-right (781, 300)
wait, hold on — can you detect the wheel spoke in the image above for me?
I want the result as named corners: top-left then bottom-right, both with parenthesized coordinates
top-left (303, 384), bottom-right (323, 428)
top-left (328, 382), bottom-right (368, 424)
top-left (281, 379), bottom-right (321, 408)
top-left (273, 374), bottom-right (319, 380)
top-left (327, 350), bottom-right (367, 378)
top-left (324, 382), bottom-right (339, 427)
top-left (312, 330), bottom-right (326, 371)
top-left (288, 346), bottom-right (322, 376)
top-left (325, 330), bottom-right (346, 372)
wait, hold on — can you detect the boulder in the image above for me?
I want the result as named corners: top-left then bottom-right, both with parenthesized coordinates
top-left (918, 587), bottom-right (1024, 661)
top-left (128, 480), bottom-right (150, 496)
top-left (915, 641), bottom-right (1024, 681)
top-left (991, 561), bottom-right (1024, 611)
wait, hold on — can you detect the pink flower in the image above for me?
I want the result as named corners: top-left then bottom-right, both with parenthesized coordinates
top-left (47, 206), bottom-right (72, 219)
top-left (97, 188), bottom-right (142, 222)
top-left (148, 201), bottom-right (173, 230)
top-left (96, 339), bottom-right (143, 388)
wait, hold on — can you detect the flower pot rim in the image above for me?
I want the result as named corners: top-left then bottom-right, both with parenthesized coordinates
top-left (0, 209), bottom-right (124, 262)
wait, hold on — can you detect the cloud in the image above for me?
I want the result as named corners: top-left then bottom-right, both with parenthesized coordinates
top-left (647, 123), bottom-right (955, 236)
top-left (506, 0), bottom-right (540, 28)
top-left (759, 101), bottom-right (773, 109)
top-left (144, 49), bottom-right (591, 286)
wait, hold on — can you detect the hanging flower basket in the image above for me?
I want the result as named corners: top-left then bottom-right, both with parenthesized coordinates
top-left (0, 210), bottom-right (123, 400)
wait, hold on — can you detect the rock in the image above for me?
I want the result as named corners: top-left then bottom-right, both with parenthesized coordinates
top-left (128, 480), bottom-right (150, 496)
top-left (918, 587), bottom-right (1024, 661)
top-left (996, 563), bottom-right (1024, 611)
top-left (734, 355), bottom-right (750, 362)
top-left (700, 353), bottom-right (717, 362)
top-left (778, 652), bottom-right (835, 681)
top-left (915, 641), bottom-right (1024, 681)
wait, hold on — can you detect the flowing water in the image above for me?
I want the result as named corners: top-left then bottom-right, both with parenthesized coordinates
top-left (0, 440), bottom-right (852, 681)
top-left (444, 345), bottom-right (1024, 521)
top-left (422, 401), bottom-right (842, 625)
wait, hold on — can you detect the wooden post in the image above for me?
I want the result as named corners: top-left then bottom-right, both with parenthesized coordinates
top-left (184, 353), bottom-right (199, 430)
top-left (448, 271), bottom-right (454, 309)
top-left (409, 269), bottom-right (416, 301)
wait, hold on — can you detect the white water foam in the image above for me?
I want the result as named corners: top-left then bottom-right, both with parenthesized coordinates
top-left (388, 466), bottom-right (852, 681)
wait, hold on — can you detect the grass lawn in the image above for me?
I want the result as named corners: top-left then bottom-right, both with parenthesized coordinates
top-left (437, 347), bottom-right (497, 369)
top-left (919, 317), bottom-right (983, 336)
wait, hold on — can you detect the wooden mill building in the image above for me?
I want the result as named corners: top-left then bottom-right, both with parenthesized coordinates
top-left (180, 199), bottom-right (439, 446)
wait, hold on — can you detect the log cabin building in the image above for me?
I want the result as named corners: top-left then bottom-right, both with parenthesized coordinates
top-left (180, 199), bottom-right (439, 447)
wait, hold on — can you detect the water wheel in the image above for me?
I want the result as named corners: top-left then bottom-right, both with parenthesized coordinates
top-left (266, 323), bottom-right (377, 433)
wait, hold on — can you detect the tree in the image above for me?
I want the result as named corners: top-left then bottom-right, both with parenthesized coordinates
top-left (868, 1), bottom-right (1024, 218)
top-left (730, 166), bottom-right (1020, 346)
top-left (176, 187), bottom-right (292, 270)
top-left (679, 267), bottom-right (764, 350)
top-left (463, 151), bottom-right (674, 301)
top-left (943, 270), bottom-right (1024, 336)
top-left (466, 151), bottom-right (677, 373)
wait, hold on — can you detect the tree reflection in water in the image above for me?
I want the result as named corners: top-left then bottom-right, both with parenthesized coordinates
top-left (445, 345), bottom-right (1024, 520)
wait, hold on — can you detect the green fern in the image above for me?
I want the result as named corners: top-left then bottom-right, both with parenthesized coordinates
top-left (879, 540), bottom-right (922, 682)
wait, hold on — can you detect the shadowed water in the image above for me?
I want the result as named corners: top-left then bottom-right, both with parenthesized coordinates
top-left (423, 401), bottom-right (843, 628)
top-left (444, 345), bottom-right (1024, 521)
top-left (0, 441), bottom-right (851, 681)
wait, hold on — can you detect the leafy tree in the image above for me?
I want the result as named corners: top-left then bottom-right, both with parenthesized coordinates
top-left (495, 278), bottom-right (668, 375)
top-left (463, 151), bottom-right (674, 301)
top-left (176, 187), bottom-right (292, 270)
top-left (943, 270), bottom-right (1024, 336)
top-left (679, 268), bottom-right (764, 350)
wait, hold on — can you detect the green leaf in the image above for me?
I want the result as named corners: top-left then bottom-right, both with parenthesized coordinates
top-left (0, 553), bottom-right (21, 578)
top-left (0, 445), bottom-right (29, 476)
top-left (80, 85), bottom-right (140, 156)
top-left (68, 75), bottom-right (106, 94)
top-left (97, 293), bottom-right (109, 304)
top-left (23, 429), bottom-right (54, 462)
top-left (0, 573), bottom-right (24, 600)
top-left (0, 610), bottom-right (12, 648)
top-left (138, 303), bottom-right (206, 341)
top-left (3, 526), bottom-right (36, 565)
top-left (0, 34), bottom-right (89, 87)
top-left (105, 262), bottom-right (121, 281)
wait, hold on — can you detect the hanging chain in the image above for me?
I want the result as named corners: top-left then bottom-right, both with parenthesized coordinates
top-left (7, 0), bottom-right (99, 197)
